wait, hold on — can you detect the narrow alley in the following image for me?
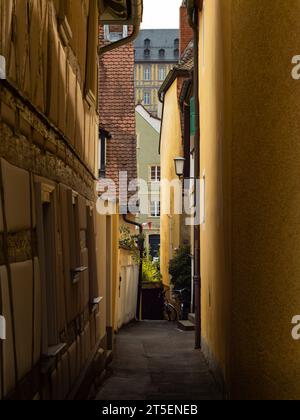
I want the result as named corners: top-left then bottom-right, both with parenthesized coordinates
top-left (97, 322), bottom-right (221, 401)
top-left (2, 0), bottom-right (300, 403)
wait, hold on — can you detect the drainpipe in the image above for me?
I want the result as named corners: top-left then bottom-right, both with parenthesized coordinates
top-left (99, 0), bottom-right (143, 55)
top-left (122, 215), bottom-right (144, 320)
top-left (187, 0), bottom-right (202, 349)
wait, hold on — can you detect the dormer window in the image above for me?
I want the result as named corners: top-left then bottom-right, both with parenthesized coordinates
top-left (159, 49), bottom-right (165, 58)
top-left (174, 38), bottom-right (179, 48)
top-left (144, 48), bottom-right (150, 58)
top-left (144, 38), bottom-right (151, 48)
top-left (104, 25), bottom-right (128, 42)
top-left (174, 49), bottom-right (179, 59)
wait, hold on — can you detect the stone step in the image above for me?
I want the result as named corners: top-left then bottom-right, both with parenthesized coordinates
top-left (188, 313), bottom-right (195, 324)
top-left (177, 320), bottom-right (195, 331)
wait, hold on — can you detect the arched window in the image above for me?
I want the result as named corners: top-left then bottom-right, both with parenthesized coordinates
top-left (159, 49), bottom-right (165, 58)
top-left (174, 38), bottom-right (179, 48)
top-left (174, 49), bottom-right (179, 59)
top-left (144, 38), bottom-right (151, 48)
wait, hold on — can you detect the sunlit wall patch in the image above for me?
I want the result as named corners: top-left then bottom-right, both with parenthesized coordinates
top-left (0, 55), bottom-right (6, 79)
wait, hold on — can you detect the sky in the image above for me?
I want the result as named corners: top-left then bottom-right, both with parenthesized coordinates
top-left (141, 0), bottom-right (183, 29)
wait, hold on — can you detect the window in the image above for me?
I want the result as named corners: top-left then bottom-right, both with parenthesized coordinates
top-left (158, 67), bottom-right (166, 81)
top-left (104, 25), bottom-right (128, 42)
top-left (144, 66), bottom-right (151, 81)
top-left (144, 38), bottom-right (151, 47)
top-left (149, 235), bottom-right (160, 259)
top-left (144, 48), bottom-right (150, 58)
top-left (150, 166), bottom-right (161, 182)
top-left (174, 38), bottom-right (179, 48)
top-left (159, 49), bottom-right (165, 58)
top-left (174, 49), bottom-right (179, 59)
top-left (150, 201), bottom-right (160, 218)
top-left (144, 91), bottom-right (151, 106)
top-left (99, 129), bottom-right (110, 178)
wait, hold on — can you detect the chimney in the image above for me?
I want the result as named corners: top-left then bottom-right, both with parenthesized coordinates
top-left (179, 4), bottom-right (194, 55)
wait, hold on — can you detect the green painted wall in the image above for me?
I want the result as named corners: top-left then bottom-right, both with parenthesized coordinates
top-left (135, 109), bottom-right (161, 248)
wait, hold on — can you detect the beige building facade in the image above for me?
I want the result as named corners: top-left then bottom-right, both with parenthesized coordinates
top-left (134, 29), bottom-right (179, 116)
top-left (0, 0), bottom-right (142, 401)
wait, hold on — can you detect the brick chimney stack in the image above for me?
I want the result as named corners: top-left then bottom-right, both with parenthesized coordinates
top-left (179, 4), bottom-right (194, 55)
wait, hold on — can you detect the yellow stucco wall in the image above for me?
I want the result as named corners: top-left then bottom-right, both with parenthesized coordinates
top-left (198, 0), bottom-right (232, 395)
top-left (160, 80), bottom-right (183, 287)
top-left (199, 0), bottom-right (300, 400)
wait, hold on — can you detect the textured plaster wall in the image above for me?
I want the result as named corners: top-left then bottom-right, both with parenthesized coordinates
top-left (199, 0), bottom-right (232, 393)
top-left (199, 0), bottom-right (300, 400)
top-left (160, 80), bottom-right (183, 286)
top-left (230, 0), bottom-right (300, 400)
top-left (136, 111), bottom-right (160, 240)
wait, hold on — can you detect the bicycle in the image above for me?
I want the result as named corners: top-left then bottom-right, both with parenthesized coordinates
top-left (160, 288), bottom-right (178, 322)
top-left (172, 288), bottom-right (191, 320)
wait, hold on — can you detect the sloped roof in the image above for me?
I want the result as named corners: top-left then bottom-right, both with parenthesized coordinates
top-left (134, 29), bottom-right (180, 63)
top-left (136, 104), bottom-right (161, 133)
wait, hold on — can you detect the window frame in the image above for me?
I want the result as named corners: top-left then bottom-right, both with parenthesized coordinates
top-left (159, 49), bottom-right (165, 59)
top-left (104, 25), bottom-right (128, 42)
top-left (144, 38), bottom-right (151, 48)
top-left (144, 48), bottom-right (151, 58)
top-left (144, 91), bottom-right (151, 106)
top-left (144, 66), bottom-right (151, 81)
top-left (150, 200), bottom-right (161, 218)
top-left (150, 165), bottom-right (161, 182)
top-left (158, 67), bottom-right (166, 81)
top-left (99, 130), bottom-right (110, 178)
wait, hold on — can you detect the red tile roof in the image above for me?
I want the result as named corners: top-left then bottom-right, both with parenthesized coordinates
top-left (99, 26), bottom-right (137, 194)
